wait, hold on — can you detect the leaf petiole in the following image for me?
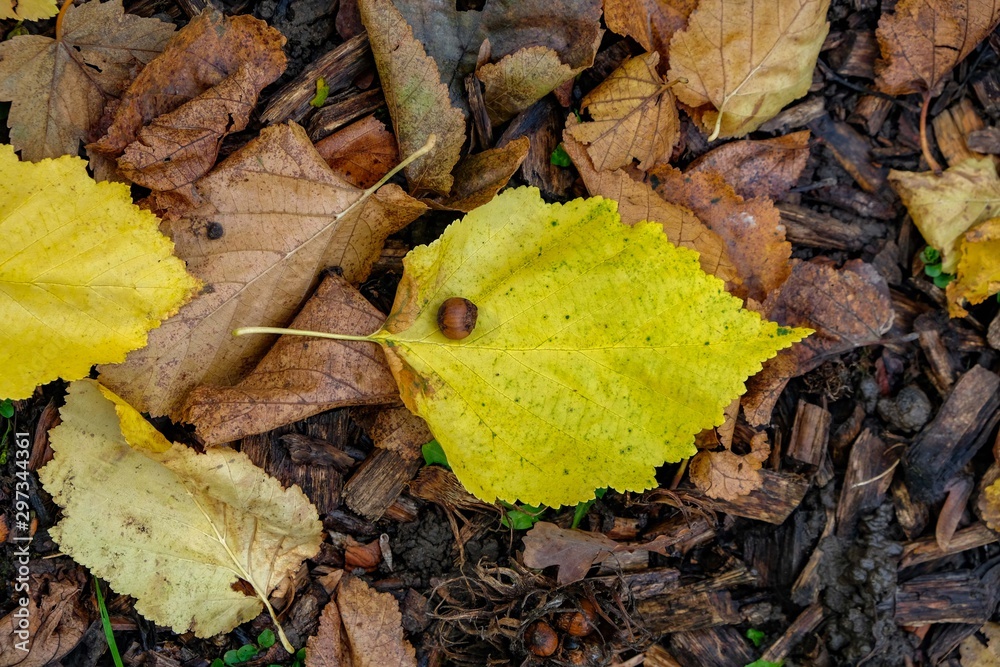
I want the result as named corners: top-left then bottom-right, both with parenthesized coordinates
top-left (232, 326), bottom-right (377, 342)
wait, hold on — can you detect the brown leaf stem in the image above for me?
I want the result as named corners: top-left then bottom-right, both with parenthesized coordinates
top-left (920, 92), bottom-right (943, 175)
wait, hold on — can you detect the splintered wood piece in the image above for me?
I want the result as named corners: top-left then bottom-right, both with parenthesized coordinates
top-left (636, 565), bottom-right (757, 632)
top-left (904, 366), bottom-right (1000, 503)
top-left (808, 184), bottom-right (896, 220)
top-left (644, 514), bottom-right (716, 554)
top-left (914, 314), bottom-right (958, 393)
top-left (807, 113), bottom-right (887, 193)
top-left (849, 95), bottom-right (893, 136)
top-left (894, 571), bottom-right (995, 625)
top-left (973, 70), bottom-right (1000, 116)
top-left (891, 478), bottom-right (930, 540)
top-left (644, 644), bottom-right (683, 667)
top-left (465, 74), bottom-right (492, 149)
top-left (991, 312), bottom-right (1000, 350)
top-left (665, 470), bottom-right (809, 524)
top-left (786, 400), bottom-right (831, 468)
top-left (308, 88), bottom-right (386, 141)
top-left (497, 98), bottom-right (575, 198)
top-left (830, 402), bottom-right (866, 465)
top-left (343, 448), bottom-right (422, 520)
top-left (900, 522), bottom-right (999, 569)
top-left (589, 567), bottom-right (681, 600)
top-left (967, 127), bottom-right (1000, 154)
top-left (937, 474), bottom-right (975, 549)
top-left (761, 603), bottom-right (826, 664)
top-left (836, 429), bottom-right (896, 537)
top-left (759, 97), bottom-right (826, 133)
top-left (778, 204), bottom-right (884, 251)
top-left (829, 30), bottom-right (877, 78)
top-left (281, 433), bottom-right (357, 471)
top-left (261, 34), bottom-right (373, 124)
top-left (931, 99), bottom-right (987, 168)
top-left (667, 626), bottom-right (757, 667)
top-left (791, 504), bottom-right (835, 606)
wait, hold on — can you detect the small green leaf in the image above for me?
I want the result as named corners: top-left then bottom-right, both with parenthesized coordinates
top-left (236, 644), bottom-right (258, 662)
top-left (500, 502), bottom-right (545, 529)
top-left (211, 660), bottom-right (224, 667)
top-left (257, 629), bottom-right (276, 649)
top-left (223, 650), bottom-right (240, 665)
top-left (933, 272), bottom-right (955, 288)
top-left (744, 660), bottom-right (782, 667)
top-left (920, 246), bottom-right (941, 265)
top-left (550, 144), bottom-right (571, 167)
top-left (422, 440), bottom-right (450, 468)
top-left (571, 487), bottom-right (606, 529)
top-left (924, 263), bottom-right (943, 278)
top-left (309, 77), bottom-right (330, 108)
top-left (0, 399), bottom-right (13, 418)
top-left (746, 627), bottom-right (765, 647)
top-left (5, 22), bottom-right (28, 39)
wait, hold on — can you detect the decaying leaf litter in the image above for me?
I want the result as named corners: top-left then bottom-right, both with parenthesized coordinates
top-left (4, 0), bottom-right (1000, 664)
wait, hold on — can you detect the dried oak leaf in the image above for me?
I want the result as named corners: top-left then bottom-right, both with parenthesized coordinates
top-left (562, 125), bottom-right (739, 285)
top-left (0, 577), bottom-right (88, 667)
top-left (180, 274), bottom-right (399, 445)
top-left (0, 145), bottom-right (199, 401)
top-left (477, 46), bottom-right (577, 125)
top-left (0, 0), bottom-right (55, 20)
top-left (646, 163), bottom-right (792, 302)
top-left (0, 0), bottom-right (174, 161)
top-left (948, 218), bottom-right (1000, 317)
top-left (603, 0), bottom-right (696, 60)
top-left (359, 0), bottom-right (466, 195)
top-left (668, 0), bottom-right (830, 139)
top-left (567, 51), bottom-right (679, 171)
top-left (960, 622), bottom-right (1000, 666)
top-left (689, 432), bottom-right (770, 500)
top-left (306, 575), bottom-right (417, 667)
top-left (371, 407), bottom-right (433, 460)
top-left (98, 122), bottom-right (427, 418)
top-left (742, 260), bottom-right (894, 425)
top-left (890, 158), bottom-right (1000, 273)
top-left (391, 0), bottom-right (603, 112)
top-left (368, 187), bottom-right (808, 506)
top-left (522, 521), bottom-right (674, 585)
top-left (433, 137), bottom-right (530, 212)
top-left (39, 380), bottom-right (323, 641)
top-left (314, 115), bottom-right (399, 189)
top-left (687, 131), bottom-right (811, 200)
top-left (876, 0), bottom-right (1000, 97)
top-left (90, 8), bottom-right (286, 197)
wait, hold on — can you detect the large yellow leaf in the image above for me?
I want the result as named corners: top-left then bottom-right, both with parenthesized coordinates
top-left (0, 145), bottom-right (199, 400)
top-left (368, 187), bottom-right (809, 506)
top-left (39, 380), bottom-right (322, 644)
top-left (947, 218), bottom-right (1000, 317)
top-left (889, 158), bottom-right (1000, 273)
top-left (667, 0), bottom-right (830, 140)
top-left (0, 0), bottom-right (56, 20)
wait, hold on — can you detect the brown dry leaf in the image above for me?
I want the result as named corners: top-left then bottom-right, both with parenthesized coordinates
top-left (371, 407), bottom-right (433, 460)
top-left (477, 46), bottom-right (576, 125)
top-left (960, 622), bottom-right (1000, 666)
top-left (689, 433), bottom-right (770, 501)
top-left (562, 126), bottom-right (739, 285)
top-left (876, 0), bottom-right (1000, 97)
top-left (435, 137), bottom-right (530, 212)
top-left (0, 577), bottom-right (88, 667)
top-left (522, 521), bottom-right (674, 585)
top-left (359, 0), bottom-right (466, 195)
top-left (179, 274), bottom-right (399, 445)
top-left (306, 575), bottom-right (417, 667)
top-left (392, 0), bottom-right (603, 112)
top-left (647, 163), bottom-right (792, 302)
top-left (948, 218), bottom-right (1000, 317)
top-left (889, 158), bottom-right (1000, 273)
top-left (743, 260), bottom-right (894, 425)
top-left (687, 131), bottom-right (811, 200)
top-left (667, 0), bottom-right (830, 139)
top-left (314, 116), bottom-right (399, 189)
top-left (90, 9), bottom-right (285, 196)
top-left (567, 52), bottom-right (679, 171)
top-left (603, 0), bottom-right (696, 59)
top-left (98, 123), bottom-right (427, 418)
top-left (0, 0), bottom-right (174, 161)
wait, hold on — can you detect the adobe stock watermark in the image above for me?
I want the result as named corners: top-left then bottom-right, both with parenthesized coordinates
top-left (11, 430), bottom-right (32, 653)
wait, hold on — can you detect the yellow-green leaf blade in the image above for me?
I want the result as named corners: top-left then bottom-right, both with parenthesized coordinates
top-left (0, 146), bottom-right (200, 400)
top-left (374, 187), bottom-right (809, 507)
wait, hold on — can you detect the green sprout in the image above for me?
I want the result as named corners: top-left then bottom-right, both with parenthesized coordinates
top-left (94, 578), bottom-right (124, 667)
top-left (309, 77), bottom-right (330, 108)
top-left (500, 502), bottom-right (545, 529)
top-left (746, 627), bottom-right (765, 647)
top-left (550, 144), bottom-right (571, 167)
top-left (421, 440), bottom-right (450, 468)
top-left (571, 487), bottom-right (606, 529)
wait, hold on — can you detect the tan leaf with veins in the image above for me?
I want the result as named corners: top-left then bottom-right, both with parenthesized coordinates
top-left (0, 0), bottom-right (174, 161)
top-left (306, 575), bottom-right (417, 667)
top-left (370, 407), bottom-right (432, 460)
top-left (359, 0), bottom-right (466, 195)
top-left (478, 46), bottom-right (576, 125)
top-left (689, 432), bottom-right (769, 501)
top-left (435, 137), bottom-right (530, 212)
top-left (960, 622), bottom-right (1000, 666)
top-left (39, 380), bottom-right (322, 642)
top-left (876, 0), bottom-right (1000, 97)
top-left (562, 126), bottom-right (738, 285)
top-left (688, 131), bottom-right (811, 200)
top-left (314, 115), bottom-right (399, 189)
top-left (603, 0), bottom-right (696, 58)
top-left (98, 123), bottom-right (427, 418)
top-left (90, 9), bottom-right (286, 196)
top-left (567, 52), bottom-right (679, 171)
top-left (668, 0), bottom-right (830, 139)
top-left (180, 274), bottom-right (399, 445)
top-left (646, 163), bottom-right (791, 301)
